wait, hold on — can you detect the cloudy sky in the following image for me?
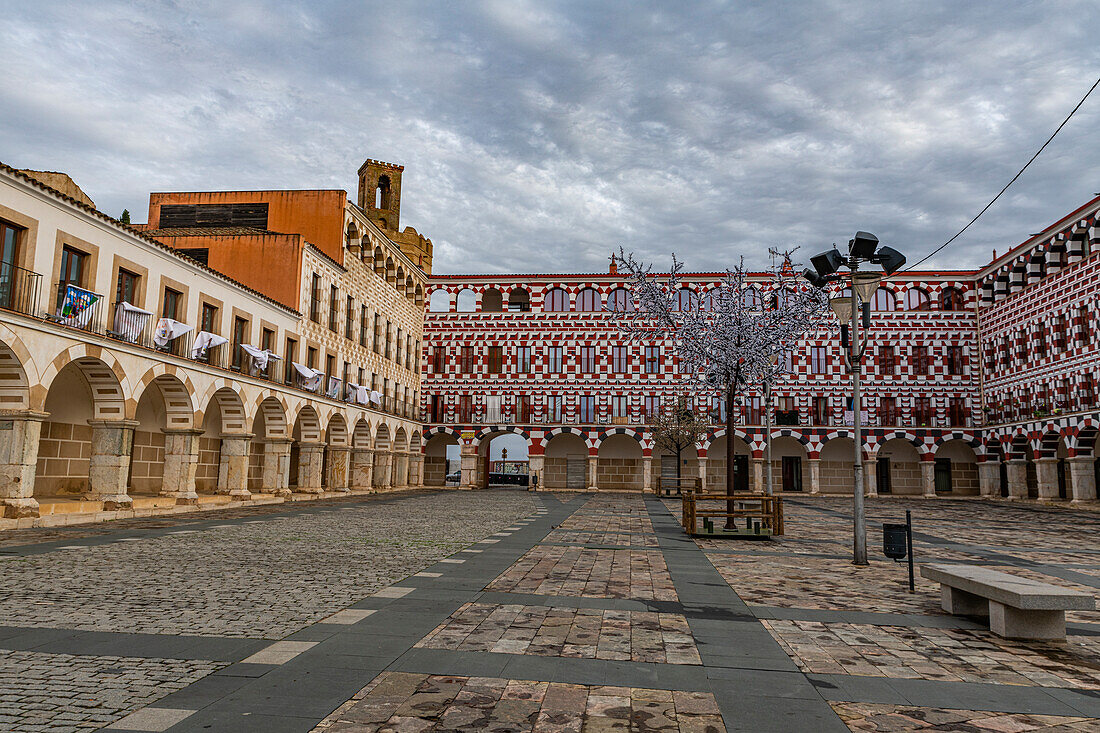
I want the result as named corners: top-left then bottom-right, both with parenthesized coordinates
top-left (3, 1), bottom-right (1098, 274)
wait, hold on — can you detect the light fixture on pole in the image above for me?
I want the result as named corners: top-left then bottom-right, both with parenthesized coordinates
top-left (802, 231), bottom-right (905, 566)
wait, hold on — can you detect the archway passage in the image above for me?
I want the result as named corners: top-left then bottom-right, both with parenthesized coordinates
top-left (934, 440), bottom-right (980, 496)
top-left (424, 433), bottom-right (459, 486)
top-left (478, 431), bottom-right (530, 488)
top-left (819, 438), bottom-right (855, 494)
top-left (543, 433), bottom-right (587, 489)
top-left (769, 436), bottom-right (807, 493)
top-left (130, 375), bottom-right (194, 496)
top-left (876, 438), bottom-right (922, 495)
top-left (699, 435), bottom-right (751, 492)
top-left (36, 359), bottom-right (115, 499)
top-left (596, 434), bottom-right (643, 490)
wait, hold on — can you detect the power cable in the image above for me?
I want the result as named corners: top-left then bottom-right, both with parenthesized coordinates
top-left (905, 75), bottom-right (1100, 271)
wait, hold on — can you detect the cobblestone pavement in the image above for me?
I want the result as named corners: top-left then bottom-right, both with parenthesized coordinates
top-left (313, 672), bottom-right (726, 733)
top-left (831, 702), bottom-right (1097, 731)
top-left (485, 545), bottom-right (678, 601)
top-left (0, 649), bottom-right (223, 732)
top-left (543, 529), bottom-right (660, 547)
top-left (417, 602), bottom-right (701, 664)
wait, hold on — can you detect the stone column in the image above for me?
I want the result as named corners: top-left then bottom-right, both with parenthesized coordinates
top-left (1066, 456), bottom-right (1098, 502)
top-left (392, 452), bottom-right (409, 487)
top-left (350, 448), bottom-right (374, 491)
top-left (296, 441), bottom-right (326, 494)
top-left (410, 454), bottom-right (424, 486)
top-left (864, 458), bottom-right (878, 497)
top-left (216, 433), bottom-right (253, 499)
top-left (977, 460), bottom-right (1001, 498)
top-left (920, 460), bottom-right (936, 497)
top-left (375, 450), bottom-right (394, 489)
top-left (87, 419), bottom-right (138, 510)
top-left (528, 455), bottom-right (544, 491)
top-left (642, 456), bottom-right (652, 493)
top-left (588, 455), bottom-right (598, 491)
top-left (0, 410), bottom-right (47, 518)
top-left (1006, 459), bottom-right (1029, 499)
top-left (325, 446), bottom-right (351, 492)
top-left (808, 458), bottom-right (821, 495)
top-left (1034, 457), bottom-right (1061, 501)
top-left (261, 438), bottom-right (293, 497)
top-left (751, 458), bottom-right (764, 494)
top-left (697, 457), bottom-right (707, 494)
top-left (160, 428), bottom-right (202, 505)
top-left (459, 444), bottom-right (477, 490)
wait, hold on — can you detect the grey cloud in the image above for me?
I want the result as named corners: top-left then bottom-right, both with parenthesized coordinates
top-left (2, 0), bottom-right (1098, 274)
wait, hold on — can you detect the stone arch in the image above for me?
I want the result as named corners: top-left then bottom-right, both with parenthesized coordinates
top-left (428, 288), bottom-right (451, 312)
top-left (1072, 425), bottom-right (1099, 456)
top-left (698, 432), bottom-right (751, 491)
top-left (374, 423), bottom-right (392, 451)
top-left (201, 387), bottom-right (249, 435)
top-left (1038, 429), bottom-right (1065, 459)
top-left (373, 246), bottom-right (386, 275)
top-left (818, 436), bottom-right (856, 494)
top-left (456, 288), bottom-right (476, 312)
top-left (385, 257), bottom-right (396, 285)
top-left (596, 433), bottom-right (643, 490)
top-left (39, 346), bottom-right (128, 420)
top-left (423, 431), bottom-right (458, 486)
top-left (481, 288), bottom-right (503, 312)
top-left (252, 396), bottom-right (289, 439)
top-left (543, 430), bottom-right (589, 490)
top-left (769, 436), bottom-right (809, 493)
top-left (414, 283), bottom-right (424, 308)
top-left (394, 427), bottom-right (408, 453)
top-left (875, 437), bottom-right (923, 495)
top-left (872, 431), bottom-right (928, 458)
top-left (508, 287), bottom-right (530, 312)
top-left (934, 439), bottom-right (980, 495)
top-left (135, 367), bottom-right (196, 430)
top-left (129, 372), bottom-right (194, 496)
top-left (327, 413), bottom-right (349, 447)
top-left (409, 430), bottom-right (422, 453)
top-left (352, 418), bottom-right (372, 449)
top-left (474, 425), bottom-right (531, 444)
top-left (425, 425), bottom-right (462, 441)
top-left (1008, 432), bottom-right (1034, 460)
top-left (0, 334), bottom-right (32, 409)
top-left (293, 405), bottom-right (323, 443)
top-left (594, 427), bottom-right (644, 449)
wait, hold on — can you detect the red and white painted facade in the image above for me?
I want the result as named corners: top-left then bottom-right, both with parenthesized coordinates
top-left (419, 198), bottom-right (1100, 501)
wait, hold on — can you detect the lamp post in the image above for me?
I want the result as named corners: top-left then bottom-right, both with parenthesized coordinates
top-left (803, 233), bottom-right (905, 566)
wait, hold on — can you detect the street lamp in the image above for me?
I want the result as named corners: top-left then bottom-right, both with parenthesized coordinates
top-left (803, 232), bottom-right (905, 565)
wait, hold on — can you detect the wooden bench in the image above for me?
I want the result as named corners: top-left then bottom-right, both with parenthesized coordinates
top-left (921, 563), bottom-right (1094, 640)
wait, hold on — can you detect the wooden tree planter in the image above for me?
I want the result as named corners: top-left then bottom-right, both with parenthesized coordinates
top-left (681, 491), bottom-right (784, 538)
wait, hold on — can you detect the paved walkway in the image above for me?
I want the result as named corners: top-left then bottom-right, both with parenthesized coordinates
top-left (2, 491), bottom-right (1099, 731)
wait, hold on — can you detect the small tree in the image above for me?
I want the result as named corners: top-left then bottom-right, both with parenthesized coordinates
top-left (649, 395), bottom-right (710, 493)
top-left (120, 209), bottom-right (131, 224)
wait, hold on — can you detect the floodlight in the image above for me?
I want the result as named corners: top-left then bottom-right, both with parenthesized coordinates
top-left (811, 248), bottom-right (845, 278)
top-left (849, 231), bottom-right (879, 259)
top-left (801, 267), bottom-right (828, 289)
top-left (873, 246), bottom-right (906, 274)
top-left (852, 272), bottom-right (883, 302)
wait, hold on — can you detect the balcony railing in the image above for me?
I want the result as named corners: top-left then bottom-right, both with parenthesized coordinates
top-left (0, 262), bottom-right (41, 317)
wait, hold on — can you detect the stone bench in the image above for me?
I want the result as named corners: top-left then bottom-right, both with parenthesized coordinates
top-left (921, 563), bottom-right (1094, 640)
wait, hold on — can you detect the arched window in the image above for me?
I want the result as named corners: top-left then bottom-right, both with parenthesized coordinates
top-left (544, 288), bottom-right (569, 312)
top-left (674, 288), bottom-right (697, 311)
top-left (456, 288), bottom-right (476, 312)
top-left (481, 288), bottom-right (503, 312)
top-left (701, 289), bottom-right (714, 311)
top-left (607, 287), bottom-right (634, 311)
top-left (577, 288), bottom-right (602, 312)
top-left (770, 289), bottom-right (791, 310)
top-left (428, 289), bottom-right (450, 312)
top-left (940, 287), bottom-right (964, 311)
top-left (508, 287), bottom-right (530, 312)
top-left (871, 288), bottom-right (896, 311)
top-left (905, 288), bottom-right (930, 311)
top-left (741, 287), bottom-right (760, 310)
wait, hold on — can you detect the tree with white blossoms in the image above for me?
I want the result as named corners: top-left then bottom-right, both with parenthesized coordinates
top-left (648, 393), bottom-right (710, 493)
top-left (612, 249), bottom-right (828, 514)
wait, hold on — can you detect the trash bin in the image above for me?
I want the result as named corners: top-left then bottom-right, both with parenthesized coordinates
top-left (883, 523), bottom-right (908, 560)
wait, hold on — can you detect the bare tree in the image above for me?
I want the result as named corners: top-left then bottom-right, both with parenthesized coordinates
top-left (648, 394), bottom-right (710, 493)
top-left (613, 249), bottom-right (827, 518)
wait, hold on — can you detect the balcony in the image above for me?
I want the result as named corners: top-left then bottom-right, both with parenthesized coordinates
top-left (0, 262), bottom-right (41, 317)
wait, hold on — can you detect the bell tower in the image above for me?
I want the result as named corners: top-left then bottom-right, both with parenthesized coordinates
top-left (357, 159), bottom-right (403, 232)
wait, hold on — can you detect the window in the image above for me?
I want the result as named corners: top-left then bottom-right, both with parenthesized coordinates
top-left (201, 302), bottom-right (218, 333)
top-left (518, 394), bottom-right (532, 423)
top-left (547, 346), bottom-right (563, 373)
top-left (913, 345), bottom-right (929, 376)
top-left (325, 354), bottom-right (335, 384)
top-left (741, 287), bottom-right (761, 310)
top-left (460, 346), bottom-right (474, 373)
top-left (284, 337), bottom-right (298, 382)
top-left (940, 287), bottom-right (964, 311)
top-left (880, 396), bottom-right (897, 426)
top-left (161, 287), bottom-right (181, 320)
top-left (1077, 307), bottom-right (1091, 346)
top-left (432, 345), bottom-right (445, 372)
top-left (458, 394), bottom-right (472, 423)
top-left (57, 246), bottom-right (88, 309)
top-left (576, 288), bottom-right (601, 311)
top-left (811, 347), bottom-right (827, 374)
top-left (1034, 326), bottom-right (1047, 356)
top-left (645, 346), bottom-right (660, 374)
top-left (645, 396), bottom-right (660, 421)
top-left (359, 306), bottom-right (368, 346)
top-left (261, 328), bottom-right (275, 376)
top-left (307, 346), bottom-right (317, 370)
top-left (508, 288), bottom-right (531, 312)
top-left (1054, 315), bottom-right (1068, 350)
top-left (396, 327), bottom-right (403, 366)
top-left (429, 289), bottom-right (450, 312)
top-left (328, 285), bottom-right (339, 331)
top-left (310, 273), bottom-right (322, 322)
top-left (0, 220), bottom-right (22, 270)
top-left (607, 288), bottom-right (633, 311)
top-left (812, 396), bottom-right (829, 425)
top-left (674, 288), bottom-right (696, 311)
top-left (915, 396), bottom-right (933, 425)
top-left (745, 396), bottom-right (762, 424)
top-left (871, 288), bottom-right (896, 311)
top-left (547, 395), bottom-right (563, 422)
top-left (905, 288), bottom-right (930, 311)
top-left (345, 296), bottom-right (354, 339)
top-left (579, 395), bottom-right (596, 423)
top-left (612, 346), bottom-right (628, 373)
top-left (879, 345), bottom-right (896, 375)
top-left (481, 288), bottom-right (503, 312)
top-left (517, 346), bottom-right (531, 373)
top-left (373, 314), bottom-right (381, 353)
top-left (580, 346), bottom-right (596, 372)
top-left (456, 288), bottom-right (476, 312)
top-left (116, 268), bottom-right (139, 306)
top-left (385, 320), bottom-right (393, 360)
top-left (947, 345), bottom-right (964, 376)
top-left (544, 288), bottom-right (569, 311)
top-left (231, 316), bottom-right (248, 370)
top-left (711, 396), bottom-right (727, 423)
top-left (948, 397), bottom-right (967, 426)
top-left (488, 345), bottom-right (503, 373)
top-left (612, 395), bottom-right (628, 419)
top-left (430, 395), bottom-right (445, 423)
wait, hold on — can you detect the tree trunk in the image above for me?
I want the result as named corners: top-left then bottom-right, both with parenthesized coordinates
top-left (675, 443), bottom-right (682, 495)
top-left (725, 381), bottom-right (736, 528)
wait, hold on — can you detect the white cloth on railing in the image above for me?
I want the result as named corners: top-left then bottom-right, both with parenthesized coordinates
top-left (191, 331), bottom-right (228, 360)
top-left (240, 344), bottom-right (282, 376)
top-left (291, 362), bottom-right (324, 392)
top-left (346, 383), bottom-right (371, 404)
top-left (112, 301), bottom-right (152, 343)
top-left (326, 377), bottom-right (343, 400)
top-left (369, 390), bottom-right (383, 405)
top-left (59, 285), bottom-right (101, 328)
top-left (153, 318), bottom-right (192, 347)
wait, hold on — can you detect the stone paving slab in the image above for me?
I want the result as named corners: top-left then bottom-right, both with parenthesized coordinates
top-left (831, 701), bottom-right (1098, 731)
top-left (488, 544), bottom-right (678, 601)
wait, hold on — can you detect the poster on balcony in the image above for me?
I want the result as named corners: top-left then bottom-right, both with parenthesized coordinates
top-left (113, 301), bottom-right (152, 343)
top-left (60, 285), bottom-right (101, 328)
